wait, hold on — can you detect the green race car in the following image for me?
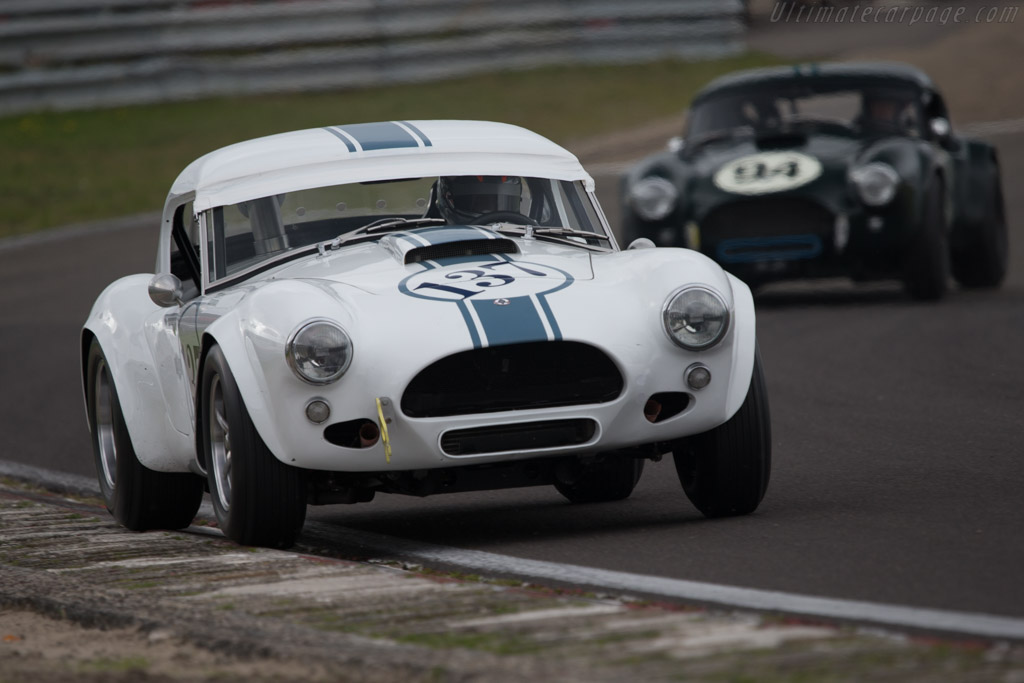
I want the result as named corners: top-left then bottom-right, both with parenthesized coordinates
top-left (621, 62), bottom-right (1008, 300)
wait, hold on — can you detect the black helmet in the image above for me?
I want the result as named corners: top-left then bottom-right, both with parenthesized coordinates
top-left (436, 175), bottom-right (523, 225)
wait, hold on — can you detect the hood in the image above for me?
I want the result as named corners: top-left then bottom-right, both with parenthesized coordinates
top-left (256, 225), bottom-right (602, 351)
top-left (271, 225), bottom-right (595, 296)
top-left (690, 132), bottom-right (868, 187)
top-left (682, 130), bottom-right (910, 213)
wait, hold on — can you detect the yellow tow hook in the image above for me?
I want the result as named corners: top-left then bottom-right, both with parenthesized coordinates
top-left (375, 397), bottom-right (393, 464)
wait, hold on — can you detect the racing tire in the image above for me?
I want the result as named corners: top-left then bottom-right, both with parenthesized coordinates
top-left (903, 179), bottom-right (950, 301)
top-left (951, 173), bottom-right (1008, 289)
top-left (85, 339), bottom-right (203, 531)
top-left (554, 457), bottom-right (645, 504)
top-left (672, 347), bottom-right (771, 518)
top-left (200, 345), bottom-right (307, 549)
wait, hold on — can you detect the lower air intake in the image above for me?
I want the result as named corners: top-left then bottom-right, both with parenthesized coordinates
top-left (441, 418), bottom-right (598, 456)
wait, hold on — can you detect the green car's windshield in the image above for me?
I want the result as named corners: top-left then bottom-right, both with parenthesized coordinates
top-left (206, 176), bottom-right (605, 283)
top-left (687, 83), bottom-right (924, 143)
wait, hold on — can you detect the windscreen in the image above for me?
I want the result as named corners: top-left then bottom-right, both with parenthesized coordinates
top-left (687, 83), bottom-right (923, 142)
top-left (207, 176), bottom-right (604, 282)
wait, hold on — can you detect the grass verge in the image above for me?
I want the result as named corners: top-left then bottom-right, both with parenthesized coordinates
top-left (0, 53), bottom-right (783, 238)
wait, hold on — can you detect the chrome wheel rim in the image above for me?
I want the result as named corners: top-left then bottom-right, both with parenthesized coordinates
top-left (94, 359), bottom-right (117, 490)
top-left (208, 375), bottom-right (232, 512)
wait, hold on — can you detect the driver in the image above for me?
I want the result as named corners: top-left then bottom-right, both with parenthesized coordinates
top-left (436, 175), bottom-right (524, 225)
top-left (860, 94), bottom-right (906, 131)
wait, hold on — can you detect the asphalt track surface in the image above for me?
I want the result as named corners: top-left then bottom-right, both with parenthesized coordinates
top-left (2, 131), bottom-right (1022, 627)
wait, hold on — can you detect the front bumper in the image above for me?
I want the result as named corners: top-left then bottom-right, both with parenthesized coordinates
top-left (699, 195), bottom-right (913, 282)
top-left (253, 335), bottom-right (747, 473)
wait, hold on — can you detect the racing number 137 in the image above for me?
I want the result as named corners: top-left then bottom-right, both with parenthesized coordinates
top-left (413, 261), bottom-right (547, 299)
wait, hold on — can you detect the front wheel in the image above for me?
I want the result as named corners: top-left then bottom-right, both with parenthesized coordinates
top-left (904, 180), bottom-right (950, 301)
top-left (952, 173), bottom-right (1008, 289)
top-left (85, 339), bottom-right (202, 531)
top-left (200, 345), bottom-right (307, 548)
top-left (672, 347), bottom-right (771, 517)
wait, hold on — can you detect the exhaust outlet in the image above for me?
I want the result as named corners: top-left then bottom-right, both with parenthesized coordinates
top-left (644, 398), bottom-right (662, 423)
top-left (358, 421), bottom-right (380, 448)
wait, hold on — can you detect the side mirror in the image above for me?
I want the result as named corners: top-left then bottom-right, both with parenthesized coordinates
top-left (667, 136), bottom-right (685, 153)
top-left (148, 273), bottom-right (184, 308)
top-left (627, 238), bottom-right (657, 250)
top-left (930, 117), bottom-right (951, 141)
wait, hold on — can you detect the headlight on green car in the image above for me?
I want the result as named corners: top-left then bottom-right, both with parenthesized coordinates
top-left (663, 287), bottom-right (730, 351)
top-left (850, 162), bottom-right (900, 207)
top-left (629, 176), bottom-right (678, 221)
top-left (286, 320), bottom-right (353, 384)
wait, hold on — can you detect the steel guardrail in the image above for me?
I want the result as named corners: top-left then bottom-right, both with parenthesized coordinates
top-left (0, 0), bottom-right (745, 115)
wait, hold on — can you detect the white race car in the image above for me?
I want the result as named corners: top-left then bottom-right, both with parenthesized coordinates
top-left (82, 120), bottom-right (770, 548)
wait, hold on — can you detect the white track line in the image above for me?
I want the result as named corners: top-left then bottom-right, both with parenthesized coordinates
top-left (304, 522), bottom-right (1024, 642)
top-left (3, 459), bottom-right (1023, 641)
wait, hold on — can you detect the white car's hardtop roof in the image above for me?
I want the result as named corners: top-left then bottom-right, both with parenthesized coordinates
top-left (167, 120), bottom-right (593, 214)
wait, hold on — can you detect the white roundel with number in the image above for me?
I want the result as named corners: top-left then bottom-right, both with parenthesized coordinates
top-left (713, 151), bottom-right (823, 195)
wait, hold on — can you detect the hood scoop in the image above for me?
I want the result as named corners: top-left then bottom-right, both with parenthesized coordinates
top-left (379, 226), bottom-right (520, 265)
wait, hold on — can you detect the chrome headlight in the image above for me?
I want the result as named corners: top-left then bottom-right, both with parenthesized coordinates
top-left (286, 320), bottom-right (352, 384)
top-left (850, 162), bottom-right (899, 207)
top-left (629, 176), bottom-right (678, 221)
top-left (663, 287), bottom-right (730, 351)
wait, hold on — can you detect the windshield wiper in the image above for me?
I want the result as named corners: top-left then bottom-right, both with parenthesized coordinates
top-left (318, 217), bottom-right (446, 254)
top-left (491, 224), bottom-right (611, 243)
top-left (533, 227), bottom-right (611, 242)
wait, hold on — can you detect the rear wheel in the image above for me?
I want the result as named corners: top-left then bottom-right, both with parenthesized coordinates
top-left (904, 180), bottom-right (949, 301)
top-left (555, 457), bottom-right (645, 503)
top-left (672, 347), bottom-right (771, 517)
top-left (201, 345), bottom-right (306, 548)
top-left (952, 172), bottom-right (1008, 288)
top-left (85, 339), bottom-right (202, 531)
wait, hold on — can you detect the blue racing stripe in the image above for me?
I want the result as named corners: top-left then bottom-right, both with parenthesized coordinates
top-left (322, 127), bottom-right (356, 152)
top-left (456, 301), bottom-right (482, 348)
top-left (337, 122), bottom-right (418, 151)
top-left (400, 121), bottom-right (432, 147)
top-left (535, 294), bottom-right (562, 340)
top-left (471, 296), bottom-right (548, 346)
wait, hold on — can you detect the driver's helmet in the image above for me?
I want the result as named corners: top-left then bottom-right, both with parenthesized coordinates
top-left (862, 94), bottom-right (904, 126)
top-left (437, 175), bottom-right (523, 225)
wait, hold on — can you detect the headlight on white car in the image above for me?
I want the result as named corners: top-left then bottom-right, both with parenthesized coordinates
top-left (663, 287), bottom-right (730, 351)
top-left (850, 162), bottom-right (900, 207)
top-left (286, 320), bottom-right (353, 384)
top-left (629, 176), bottom-right (678, 221)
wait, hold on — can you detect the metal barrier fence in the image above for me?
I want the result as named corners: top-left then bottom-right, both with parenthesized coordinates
top-left (0, 0), bottom-right (746, 115)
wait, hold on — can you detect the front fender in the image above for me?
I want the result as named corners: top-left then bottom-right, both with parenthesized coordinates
top-left (82, 274), bottom-right (194, 473)
top-left (198, 280), bottom-right (358, 466)
top-left (591, 248), bottom-right (757, 424)
top-left (862, 139), bottom-right (949, 229)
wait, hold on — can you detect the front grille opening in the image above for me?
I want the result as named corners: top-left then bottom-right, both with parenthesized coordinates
top-left (405, 238), bottom-right (518, 264)
top-left (702, 198), bottom-right (834, 241)
top-left (646, 392), bottom-right (691, 423)
top-left (402, 341), bottom-right (624, 418)
top-left (441, 418), bottom-right (597, 456)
